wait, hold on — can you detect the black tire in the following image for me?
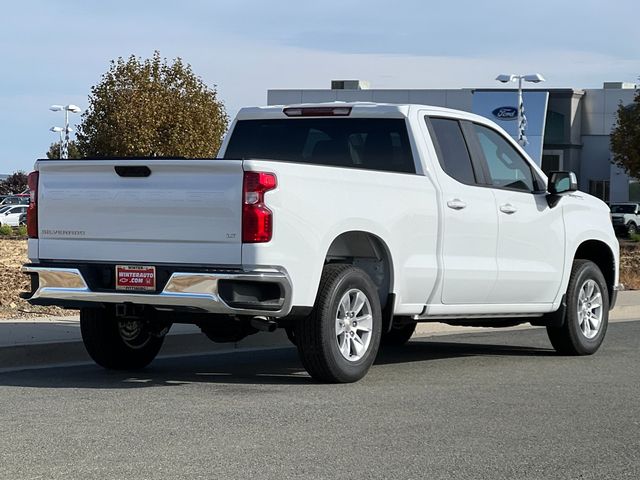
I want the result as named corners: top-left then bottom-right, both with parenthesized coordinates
top-left (295, 264), bottom-right (382, 383)
top-left (80, 307), bottom-right (166, 370)
top-left (546, 260), bottom-right (609, 355)
top-left (284, 326), bottom-right (297, 346)
top-left (628, 222), bottom-right (637, 237)
top-left (381, 317), bottom-right (417, 346)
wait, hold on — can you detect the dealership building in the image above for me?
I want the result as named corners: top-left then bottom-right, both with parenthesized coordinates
top-left (267, 81), bottom-right (637, 203)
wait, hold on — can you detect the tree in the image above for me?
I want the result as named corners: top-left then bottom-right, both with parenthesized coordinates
top-left (610, 88), bottom-right (640, 178)
top-left (75, 51), bottom-right (228, 158)
top-left (0, 172), bottom-right (27, 195)
top-left (46, 141), bottom-right (82, 159)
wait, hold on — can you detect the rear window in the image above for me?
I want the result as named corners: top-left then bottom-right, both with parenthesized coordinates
top-left (611, 204), bottom-right (637, 214)
top-left (223, 118), bottom-right (416, 174)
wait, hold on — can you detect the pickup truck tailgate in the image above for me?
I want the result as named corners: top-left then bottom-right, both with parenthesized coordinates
top-left (35, 159), bottom-right (243, 265)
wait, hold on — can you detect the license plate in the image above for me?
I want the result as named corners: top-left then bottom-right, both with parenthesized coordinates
top-left (115, 265), bottom-right (156, 291)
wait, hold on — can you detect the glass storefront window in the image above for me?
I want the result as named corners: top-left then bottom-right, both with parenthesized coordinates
top-left (589, 180), bottom-right (610, 202)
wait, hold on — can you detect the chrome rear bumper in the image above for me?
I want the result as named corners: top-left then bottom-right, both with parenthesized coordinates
top-left (23, 265), bottom-right (293, 317)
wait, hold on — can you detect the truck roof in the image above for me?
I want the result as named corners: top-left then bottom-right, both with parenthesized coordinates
top-left (235, 102), bottom-right (490, 123)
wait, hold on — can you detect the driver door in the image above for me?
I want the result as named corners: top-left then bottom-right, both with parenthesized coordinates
top-left (469, 123), bottom-right (565, 304)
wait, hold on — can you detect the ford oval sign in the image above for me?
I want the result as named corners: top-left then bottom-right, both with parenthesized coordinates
top-left (492, 106), bottom-right (518, 121)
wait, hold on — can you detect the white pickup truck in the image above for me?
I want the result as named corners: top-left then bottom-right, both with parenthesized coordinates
top-left (23, 103), bottom-right (620, 383)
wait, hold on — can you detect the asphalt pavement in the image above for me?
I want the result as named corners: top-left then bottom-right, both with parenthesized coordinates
top-left (0, 320), bottom-right (638, 479)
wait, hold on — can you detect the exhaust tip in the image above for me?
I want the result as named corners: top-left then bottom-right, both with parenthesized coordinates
top-left (250, 316), bottom-right (277, 332)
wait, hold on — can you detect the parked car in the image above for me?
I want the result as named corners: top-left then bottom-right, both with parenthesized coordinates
top-left (610, 202), bottom-right (640, 237)
top-left (22, 102), bottom-right (620, 383)
top-left (0, 195), bottom-right (29, 206)
top-left (0, 205), bottom-right (28, 226)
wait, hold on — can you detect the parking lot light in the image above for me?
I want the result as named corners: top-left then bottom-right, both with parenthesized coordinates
top-left (495, 73), bottom-right (546, 146)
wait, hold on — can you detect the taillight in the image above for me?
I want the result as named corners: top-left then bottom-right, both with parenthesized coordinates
top-left (27, 171), bottom-right (39, 238)
top-left (242, 171), bottom-right (277, 243)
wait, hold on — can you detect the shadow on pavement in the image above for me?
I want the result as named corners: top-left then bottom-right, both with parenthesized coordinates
top-left (0, 332), bottom-right (555, 389)
top-left (379, 338), bottom-right (555, 366)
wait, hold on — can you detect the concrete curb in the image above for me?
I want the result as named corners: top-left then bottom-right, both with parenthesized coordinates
top-left (1, 290), bottom-right (639, 372)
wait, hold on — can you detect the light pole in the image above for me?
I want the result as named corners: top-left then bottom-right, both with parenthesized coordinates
top-left (49, 104), bottom-right (81, 159)
top-left (49, 126), bottom-right (73, 158)
top-left (495, 73), bottom-right (545, 146)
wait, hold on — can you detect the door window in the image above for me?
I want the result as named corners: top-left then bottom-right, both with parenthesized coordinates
top-left (428, 117), bottom-right (476, 185)
top-left (473, 124), bottom-right (535, 192)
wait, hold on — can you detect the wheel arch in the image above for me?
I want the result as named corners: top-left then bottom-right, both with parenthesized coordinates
top-left (324, 231), bottom-right (394, 309)
top-left (573, 239), bottom-right (616, 302)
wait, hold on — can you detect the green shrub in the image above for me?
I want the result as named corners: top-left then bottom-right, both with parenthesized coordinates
top-left (15, 225), bottom-right (27, 237)
top-left (629, 233), bottom-right (640, 243)
top-left (0, 225), bottom-right (13, 236)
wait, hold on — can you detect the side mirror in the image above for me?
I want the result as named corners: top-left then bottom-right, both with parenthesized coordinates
top-left (547, 171), bottom-right (578, 208)
top-left (548, 171), bottom-right (578, 195)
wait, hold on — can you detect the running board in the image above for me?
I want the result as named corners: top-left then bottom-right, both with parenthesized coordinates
top-left (413, 313), bottom-right (544, 321)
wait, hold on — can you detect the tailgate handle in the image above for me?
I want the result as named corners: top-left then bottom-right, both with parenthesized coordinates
top-left (115, 166), bottom-right (151, 177)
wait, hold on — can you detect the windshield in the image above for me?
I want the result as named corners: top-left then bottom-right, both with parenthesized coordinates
top-left (610, 204), bottom-right (637, 214)
top-left (224, 118), bottom-right (415, 174)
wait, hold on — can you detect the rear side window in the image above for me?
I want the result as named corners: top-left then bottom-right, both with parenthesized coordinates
top-left (224, 118), bottom-right (416, 174)
top-left (428, 117), bottom-right (476, 185)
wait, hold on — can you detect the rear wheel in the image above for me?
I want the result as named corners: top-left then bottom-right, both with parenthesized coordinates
top-left (80, 307), bottom-right (168, 370)
top-left (628, 222), bottom-right (637, 237)
top-left (546, 260), bottom-right (609, 355)
top-left (295, 264), bottom-right (382, 383)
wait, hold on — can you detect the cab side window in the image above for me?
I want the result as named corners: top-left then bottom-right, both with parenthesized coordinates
top-left (472, 123), bottom-right (535, 192)
top-left (428, 117), bottom-right (477, 185)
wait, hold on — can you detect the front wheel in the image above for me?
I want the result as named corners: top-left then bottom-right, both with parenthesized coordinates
top-left (295, 264), bottom-right (382, 383)
top-left (546, 260), bottom-right (609, 355)
top-left (80, 307), bottom-right (168, 370)
top-left (628, 222), bottom-right (638, 237)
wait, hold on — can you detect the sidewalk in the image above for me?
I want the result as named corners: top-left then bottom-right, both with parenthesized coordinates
top-left (1, 291), bottom-right (639, 370)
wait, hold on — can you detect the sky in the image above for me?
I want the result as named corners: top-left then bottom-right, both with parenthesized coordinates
top-left (1, 0), bottom-right (638, 173)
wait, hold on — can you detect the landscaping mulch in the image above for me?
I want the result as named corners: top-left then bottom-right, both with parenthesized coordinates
top-left (0, 239), bottom-right (67, 319)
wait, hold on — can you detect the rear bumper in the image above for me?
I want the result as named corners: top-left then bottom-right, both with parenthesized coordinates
top-left (22, 264), bottom-right (293, 317)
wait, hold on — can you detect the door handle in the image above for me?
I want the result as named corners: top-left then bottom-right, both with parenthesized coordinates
top-left (499, 203), bottom-right (517, 214)
top-left (447, 199), bottom-right (467, 210)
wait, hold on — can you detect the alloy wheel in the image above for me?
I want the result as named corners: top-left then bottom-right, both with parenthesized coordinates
top-left (335, 289), bottom-right (373, 362)
top-left (577, 279), bottom-right (603, 340)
